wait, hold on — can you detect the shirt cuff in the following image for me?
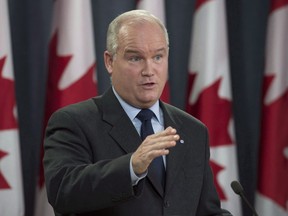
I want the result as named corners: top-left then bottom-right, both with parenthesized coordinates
top-left (130, 156), bottom-right (147, 186)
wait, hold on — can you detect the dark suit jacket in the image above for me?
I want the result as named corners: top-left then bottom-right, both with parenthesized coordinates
top-left (44, 87), bottom-right (232, 216)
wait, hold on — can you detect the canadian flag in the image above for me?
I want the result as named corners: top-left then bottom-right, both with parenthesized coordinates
top-left (255, 0), bottom-right (288, 215)
top-left (34, 0), bottom-right (98, 215)
top-left (0, 0), bottom-right (25, 215)
top-left (186, 0), bottom-right (241, 215)
top-left (136, 0), bottom-right (170, 103)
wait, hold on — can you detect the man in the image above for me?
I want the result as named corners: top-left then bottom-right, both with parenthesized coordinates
top-left (44, 10), bottom-right (232, 216)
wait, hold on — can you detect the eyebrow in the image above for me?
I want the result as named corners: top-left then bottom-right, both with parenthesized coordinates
top-left (154, 48), bottom-right (167, 53)
top-left (124, 47), bottom-right (167, 55)
top-left (124, 49), bottom-right (141, 55)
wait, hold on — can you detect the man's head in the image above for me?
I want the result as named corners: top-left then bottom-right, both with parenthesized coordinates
top-left (104, 10), bottom-right (169, 109)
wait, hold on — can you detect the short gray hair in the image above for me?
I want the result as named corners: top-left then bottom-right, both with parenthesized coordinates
top-left (106, 10), bottom-right (169, 56)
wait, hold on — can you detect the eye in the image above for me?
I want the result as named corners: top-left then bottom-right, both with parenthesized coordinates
top-left (154, 54), bottom-right (163, 62)
top-left (129, 56), bottom-right (142, 62)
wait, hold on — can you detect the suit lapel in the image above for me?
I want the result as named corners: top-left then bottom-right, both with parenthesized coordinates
top-left (147, 166), bottom-right (165, 197)
top-left (160, 103), bottom-right (190, 194)
top-left (109, 115), bottom-right (141, 154)
top-left (100, 88), bottom-right (141, 154)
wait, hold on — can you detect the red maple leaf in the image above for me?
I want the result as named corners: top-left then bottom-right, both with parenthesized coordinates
top-left (45, 32), bottom-right (97, 121)
top-left (0, 149), bottom-right (11, 189)
top-left (186, 73), bottom-right (233, 147)
top-left (38, 32), bottom-right (97, 188)
top-left (258, 74), bottom-right (288, 210)
top-left (186, 72), bottom-right (233, 200)
top-left (0, 56), bottom-right (18, 130)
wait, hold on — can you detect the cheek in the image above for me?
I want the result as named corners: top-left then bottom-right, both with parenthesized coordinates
top-left (119, 64), bottom-right (141, 81)
top-left (114, 67), bottom-right (138, 88)
top-left (158, 65), bottom-right (168, 81)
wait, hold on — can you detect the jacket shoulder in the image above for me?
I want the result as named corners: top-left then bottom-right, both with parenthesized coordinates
top-left (161, 102), bottom-right (206, 128)
top-left (51, 96), bottom-right (102, 120)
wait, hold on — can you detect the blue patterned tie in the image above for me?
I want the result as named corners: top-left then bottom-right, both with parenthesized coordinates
top-left (137, 109), bottom-right (165, 189)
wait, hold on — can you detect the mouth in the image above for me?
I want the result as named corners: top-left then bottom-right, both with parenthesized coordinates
top-left (141, 82), bottom-right (156, 88)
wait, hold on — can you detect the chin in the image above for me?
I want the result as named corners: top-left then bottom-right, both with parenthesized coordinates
top-left (137, 92), bottom-right (159, 104)
top-left (142, 98), bottom-right (158, 107)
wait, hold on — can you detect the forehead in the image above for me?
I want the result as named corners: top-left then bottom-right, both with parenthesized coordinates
top-left (117, 21), bottom-right (167, 53)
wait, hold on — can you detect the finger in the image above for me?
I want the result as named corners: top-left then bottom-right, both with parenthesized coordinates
top-left (150, 139), bottom-right (177, 151)
top-left (140, 138), bottom-right (178, 160)
top-left (153, 126), bottom-right (177, 138)
top-left (145, 132), bottom-right (180, 146)
top-left (144, 127), bottom-right (179, 143)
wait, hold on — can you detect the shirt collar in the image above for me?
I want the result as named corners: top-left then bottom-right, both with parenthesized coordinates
top-left (112, 87), bottom-right (161, 122)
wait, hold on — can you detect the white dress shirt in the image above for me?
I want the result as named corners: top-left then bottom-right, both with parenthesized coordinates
top-left (112, 87), bottom-right (165, 185)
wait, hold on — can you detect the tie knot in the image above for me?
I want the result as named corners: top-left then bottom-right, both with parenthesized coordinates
top-left (137, 109), bottom-right (154, 122)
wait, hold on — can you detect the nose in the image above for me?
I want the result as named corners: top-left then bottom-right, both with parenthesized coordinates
top-left (141, 59), bottom-right (154, 76)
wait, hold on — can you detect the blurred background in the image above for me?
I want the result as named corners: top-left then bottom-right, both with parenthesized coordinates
top-left (1, 0), bottom-right (287, 216)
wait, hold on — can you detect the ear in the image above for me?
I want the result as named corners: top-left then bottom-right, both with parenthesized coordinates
top-left (104, 51), bottom-right (113, 75)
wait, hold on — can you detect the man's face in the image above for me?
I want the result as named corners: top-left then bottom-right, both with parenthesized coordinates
top-left (104, 21), bottom-right (169, 108)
